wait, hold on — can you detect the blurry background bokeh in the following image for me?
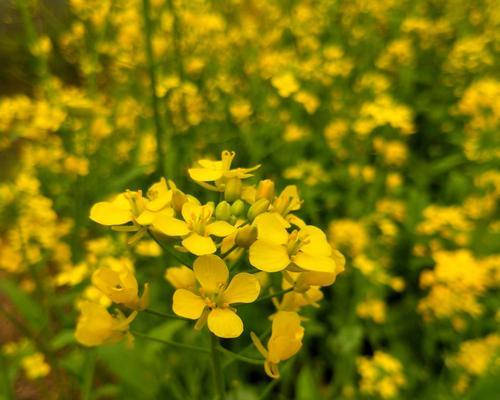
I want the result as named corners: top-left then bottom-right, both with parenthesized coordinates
top-left (0, 0), bottom-right (499, 399)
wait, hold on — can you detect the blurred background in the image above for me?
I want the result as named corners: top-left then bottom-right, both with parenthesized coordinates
top-left (0, 0), bottom-right (499, 399)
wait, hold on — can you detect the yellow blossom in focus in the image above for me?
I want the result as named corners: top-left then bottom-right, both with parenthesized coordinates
top-left (172, 255), bottom-right (260, 338)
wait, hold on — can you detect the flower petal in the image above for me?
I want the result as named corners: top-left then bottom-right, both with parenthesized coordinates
top-left (182, 233), bottom-right (217, 256)
top-left (152, 215), bottom-right (190, 236)
top-left (206, 221), bottom-right (236, 237)
top-left (207, 308), bottom-right (243, 338)
top-left (222, 273), bottom-right (260, 304)
top-left (188, 167), bottom-right (224, 182)
top-left (193, 255), bottom-right (228, 293)
top-left (181, 201), bottom-right (202, 223)
top-left (293, 253), bottom-right (336, 273)
top-left (249, 240), bottom-right (290, 272)
top-left (299, 226), bottom-right (331, 256)
top-left (254, 213), bottom-right (289, 244)
top-left (172, 289), bottom-right (206, 319)
top-left (165, 266), bottom-right (196, 289)
top-left (90, 202), bottom-right (132, 225)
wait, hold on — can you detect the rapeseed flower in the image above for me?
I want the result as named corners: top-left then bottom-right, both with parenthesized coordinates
top-left (172, 255), bottom-right (260, 338)
top-left (251, 311), bottom-right (304, 379)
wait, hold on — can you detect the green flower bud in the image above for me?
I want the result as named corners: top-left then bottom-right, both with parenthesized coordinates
top-left (215, 201), bottom-right (232, 221)
top-left (247, 198), bottom-right (270, 221)
top-left (235, 225), bottom-right (258, 248)
top-left (224, 177), bottom-right (242, 203)
top-left (231, 199), bottom-right (246, 217)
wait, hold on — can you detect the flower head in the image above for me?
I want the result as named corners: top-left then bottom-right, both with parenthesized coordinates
top-left (188, 150), bottom-right (260, 191)
top-left (251, 311), bottom-right (304, 378)
top-left (172, 255), bottom-right (260, 338)
top-left (154, 201), bottom-right (236, 255)
top-left (75, 301), bottom-right (137, 347)
top-left (92, 265), bottom-right (149, 310)
top-left (249, 213), bottom-right (340, 273)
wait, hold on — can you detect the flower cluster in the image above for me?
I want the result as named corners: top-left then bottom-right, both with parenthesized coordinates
top-left (79, 151), bottom-right (344, 378)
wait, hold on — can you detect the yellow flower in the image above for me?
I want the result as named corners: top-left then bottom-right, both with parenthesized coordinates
top-left (92, 266), bottom-right (149, 310)
top-left (172, 255), bottom-right (260, 338)
top-left (249, 213), bottom-right (338, 273)
top-left (251, 311), bottom-right (304, 379)
top-left (89, 178), bottom-right (178, 243)
top-left (154, 201), bottom-right (236, 256)
top-left (75, 301), bottom-right (137, 347)
top-left (21, 353), bottom-right (50, 380)
top-left (188, 150), bottom-right (260, 191)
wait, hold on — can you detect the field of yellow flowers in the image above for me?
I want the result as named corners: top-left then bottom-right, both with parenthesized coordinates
top-left (1, 0), bottom-right (499, 399)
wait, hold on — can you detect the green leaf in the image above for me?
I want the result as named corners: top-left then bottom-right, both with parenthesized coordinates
top-left (296, 365), bottom-right (321, 400)
top-left (0, 279), bottom-right (47, 331)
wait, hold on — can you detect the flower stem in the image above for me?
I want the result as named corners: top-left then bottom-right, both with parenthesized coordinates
top-left (141, 0), bottom-right (167, 177)
top-left (132, 331), bottom-right (209, 353)
top-left (217, 345), bottom-right (262, 365)
top-left (210, 334), bottom-right (226, 400)
top-left (143, 308), bottom-right (185, 320)
top-left (252, 288), bottom-right (294, 304)
top-left (148, 230), bottom-right (193, 267)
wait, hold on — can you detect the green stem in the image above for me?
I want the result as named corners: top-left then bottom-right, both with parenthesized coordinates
top-left (143, 308), bottom-right (185, 320)
top-left (252, 288), bottom-right (294, 304)
top-left (82, 349), bottom-right (96, 400)
top-left (148, 230), bottom-right (193, 267)
top-left (210, 334), bottom-right (226, 400)
top-left (217, 346), bottom-right (262, 365)
top-left (0, 352), bottom-right (13, 400)
top-left (223, 326), bottom-right (271, 368)
top-left (142, 0), bottom-right (168, 177)
top-left (220, 244), bottom-right (238, 259)
top-left (132, 331), bottom-right (209, 353)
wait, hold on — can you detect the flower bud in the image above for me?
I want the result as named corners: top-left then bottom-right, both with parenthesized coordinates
top-left (235, 225), bottom-right (258, 248)
top-left (256, 179), bottom-right (275, 202)
top-left (171, 189), bottom-right (188, 214)
top-left (224, 177), bottom-right (242, 202)
top-left (215, 201), bottom-right (232, 221)
top-left (247, 199), bottom-right (270, 221)
top-left (231, 199), bottom-right (246, 217)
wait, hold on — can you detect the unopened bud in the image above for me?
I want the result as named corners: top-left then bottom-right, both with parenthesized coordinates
top-left (224, 177), bottom-right (242, 203)
top-left (235, 225), bottom-right (258, 248)
top-left (215, 201), bottom-right (232, 221)
top-left (171, 189), bottom-right (187, 214)
top-left (256, 179), bottom-right (275, 202)
top-left (231, 199), bottom-right (246, 217)
top-left (247, 199), bottom-right (270, 221)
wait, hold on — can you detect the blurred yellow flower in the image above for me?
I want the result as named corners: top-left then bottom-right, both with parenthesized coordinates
top-left (21, 353), bottom-right (51, 380)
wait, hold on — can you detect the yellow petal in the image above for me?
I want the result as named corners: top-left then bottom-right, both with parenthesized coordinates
top-left (165, 266), bottom-right (196, 289)
top-left (299, 226), bottom-right (331, 256)
top-left (193, 255), bottom-right (228, 293)
top-left (181, 201), bottom-right (203, 223)
top-left (249, 240), bottom-right (290, 272)
top-left (206, 221), bottom-right (236, 237)
top-left (182, 233), bottom-right (217, 256)
top-left (75, 302), bottom-right (115, 347)
top-left (135, 209), bottom-right (155, 226)
top-left (332, 250), bottom-right (346, 274)
top-left (90, 201), bottom-right (132, 226)
top-left (152, 215), bottom-right (190, 236)
top-left (298, 271), bottom-right (336, 287)
top-left (207, 308), bottom-right (243, 338)
top-left (293, 253), bottom-right (336, 273)
top-left (198, 159), bottom-right (223, 169)
top-left (188, 167), bottom-right (224, 182)
top-left (172, 289), bottom-right (206, 319)
top-left (254, 213), bottom-right (289, 244)
top-left (222, 273), bottom-right (260, 304)
top-left (267, 311), bottom-right (304, 362)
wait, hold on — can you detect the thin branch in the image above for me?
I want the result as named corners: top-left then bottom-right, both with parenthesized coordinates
top-left (132, 331), bottom-right (209, 353)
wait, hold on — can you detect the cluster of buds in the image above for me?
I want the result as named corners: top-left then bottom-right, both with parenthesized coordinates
top-left (78, 151), bottom-right (345, 379)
